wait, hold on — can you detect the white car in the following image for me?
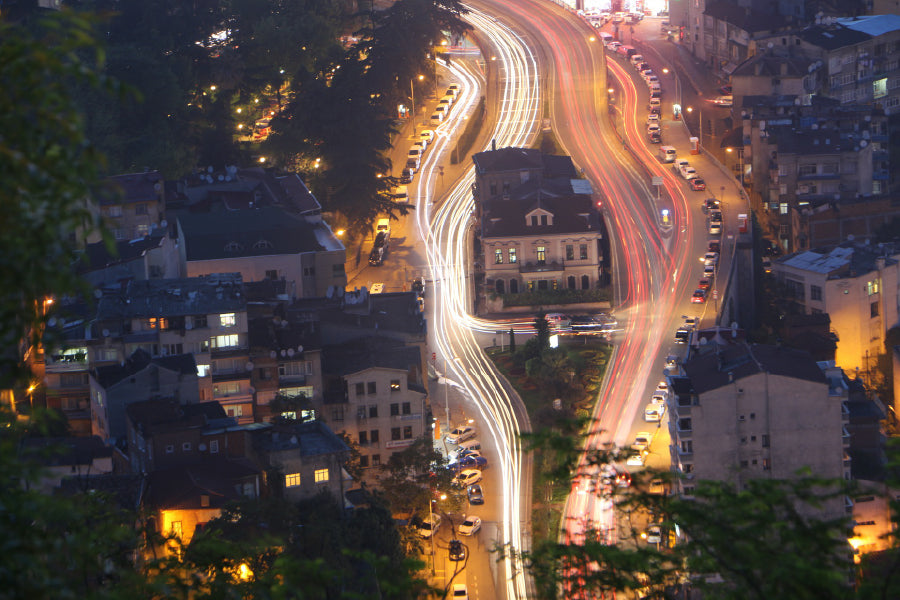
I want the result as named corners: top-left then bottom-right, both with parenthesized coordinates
top-left (656, 380), bottom-right (669, 392)
top-left (446, 426), bottom-right (476, 445)
top-left (703, 264), bottom-right (716, 278)
top-left (682, 317), bottom-right (699, 329)
top-left (651, 392), bottom-right (667, 405)
top-left (454, 469), bottom-right (483, 487)
top-left (632, 432), bottom-right (652, 452)
top-left (452, 584), bottom-right (469, 600)
top-left (418, 513), bottom-right (442, 538)
top-left (458, 515), bottom-right (482, 536)
top-left (644, 525), bottom-right (662, 544)
top-left (711, 95), bottom-right (733, 107)
top-left (419, 129), bottom-right (435, 144)
top-left (644, 404), bottom-right (663, 422)
top-left (607, 41), bottom-right (622, 52)
top-left (647, 113), bottom-right (660, 125)
top-left (704, 252), bottom-right (719, 266)
top-left (626, 451), bottom-right (646, 466)
top-left (709, 221), bottom-right (722, 236)
top-left (680, 167), bottom-right (698, 180)
top-left (647, 123), bottom-right (660, 135)
top-left (446, 84), bottom-right (460, 97)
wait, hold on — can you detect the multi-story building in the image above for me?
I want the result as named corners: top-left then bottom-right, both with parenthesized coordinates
top-left (772, 241), bottom-right (900, 377)
top-left (90, 349), bottom-right (199, 443)
top-left (472, 146), bottom-right (606, 304)
top-left (668, 340), bottom-right (849, 522)
top-left (79, 234), bottom-right (182, 286)
top-left (176, 205), bottom-right (346, 300)
top-left (697, 2), bottom-right (791, 78)
top-left (321, 336), bottom-right (427, 474)
top-left (91, 171), bottom-right (166, 243)
top-left (92, 273), bottom-right (253, 419)
top-left (250, 420), bottom-right (350, 502)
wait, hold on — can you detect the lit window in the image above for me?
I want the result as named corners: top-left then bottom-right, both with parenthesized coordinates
top-left (170, 520), bottom-right (183, 539)
top-left (391, 379), bottom-right (401, 391)
top-left (508, 248), bottom-right (517, 263)
top-left (197, 364), bottom-right (210, 377)
top-left (220, 313), bottom-right (236, 327)
top-left (536, 246), bottom-right (546, 264)
top-left (285, 473), bottom-right (301, 487)
top-left (495, 249), bottom-right (503, 264)
top-left (580, 244), bottom-right (588, 260)
top-left (212, 334), bottom-right (239, 348)
top-left (314, 468), bottom-right (329, 483)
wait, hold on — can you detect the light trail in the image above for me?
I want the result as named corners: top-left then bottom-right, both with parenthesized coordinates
top-left (411, 6), bottom-right (542, 599)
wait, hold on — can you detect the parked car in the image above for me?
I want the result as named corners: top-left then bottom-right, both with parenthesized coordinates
top-left (452, 584), bottom-right (469, 599)
top-left (644, 525), bottom-right (662, 544)
top-left (675, 327), bottom-right (690, 344)
top-left (455, 454), bottom-right (488, 470)
top-left (632, 432), bottom-right (652, 452)
top-left (691, 288), bottom-right (707, 303)
top-left (704, 264), bottom-right (716, 278)
top-left (449, 539), bottom-right (466, 561)
top-left (644, 403), bottom-right (663, 422)
top-left (368, 246), bottom-right (385, 266)
top-left (420, 129), bottom-right (435, 144)
top-left (647, 113), bottom-right (660, 125)
top-left (703, 198), bottom-right (721, 213)
top-left (467, 484), bottom-right (485, 505)
top-left (697, 277), bottom-right (711, 290)
top-left (708, 239), bottom-right (721, 253)
top-left (704, 252), bottom-right (719, 266)
top-left (446, 425), bottom-right (476, 445)
top-left (689, 178), bottom-right (706, 191)
top-left (607, 41), bottom-right (622, 52)
top-left (458, 515), bottom-right (482, 536)
top-left (418, 514), bottom-right (442, 538)
top-left (648, 131), bottom-right (662, 143)
top-left (647, 123), bottom-right (660, 135)
top-left (709, 221), bottom-right (722, 236)
top-left (454, 469), bottom-right (483, 487)
top-left (400, 168), bottom-right (414, 184)
top-left (411, 276), bottom-right (426, 297)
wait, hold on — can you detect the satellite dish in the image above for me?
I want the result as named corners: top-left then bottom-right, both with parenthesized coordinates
top-left (245, 361), bottom-right (254, 371)
top-left (94, 289), bottom-right (103, 298)
top-left (767, 42), bottom-right (774, 49)
top-left (297, 345), bottom-right (303, 353)
top-left (207, 165), bottom-right (214, 173)
top-left (153, 182), bottom-right (162, 191)
top-left (280, 349), bottom-right (287, 357)
top-left (161, 219), bottom-right (168, 228)
top-left (217, 175), bottom-right (224, 181)
top-left (270, 351), bottom-right (277, 358)
top-left (860, 140), bottom-right (868, 148)
top-left (199, 443), bottom-right (207, 451)
top-left (185, 321), bottom-right (193, 330)
top-left (287, 348), bottom-right (295, 357)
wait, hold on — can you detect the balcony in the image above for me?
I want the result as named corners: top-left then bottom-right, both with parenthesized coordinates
top-left (519, 260), bottom-right (565, 274)
top-left (842, 426), bottom-right (851, 447)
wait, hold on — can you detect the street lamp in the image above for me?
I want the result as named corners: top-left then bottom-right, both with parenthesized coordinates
top-left (727, 147), bottom-right (745, 187)
top-left (686, 106), bottom-right (702, 146)
top-left (410, 74), bottom-right (424, 138)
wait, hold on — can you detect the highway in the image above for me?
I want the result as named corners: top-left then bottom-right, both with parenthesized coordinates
top-left (468, 0), bottom-right (702, 579)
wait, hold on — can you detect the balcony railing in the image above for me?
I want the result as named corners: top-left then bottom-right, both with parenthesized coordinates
top-left (519, 260), bottom-right (565, 274)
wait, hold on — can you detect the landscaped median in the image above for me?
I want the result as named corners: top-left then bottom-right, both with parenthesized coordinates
top-left (485, 334), bottom-right (613, 546)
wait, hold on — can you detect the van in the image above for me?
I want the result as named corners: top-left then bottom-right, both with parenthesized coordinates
top-left (376, 218), bottom-right (391, 236)
top-left (621, 46), bottom-right (638, 58)
top-left (629, 54), bottom-right (644, 67)
top-left (598, 32), bottom-right (613, 46)
top-left (659, 146), bottom-right (677, 163)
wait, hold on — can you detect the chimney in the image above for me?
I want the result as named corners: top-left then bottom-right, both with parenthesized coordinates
top-left (492, 139), bottom-right (496, 151)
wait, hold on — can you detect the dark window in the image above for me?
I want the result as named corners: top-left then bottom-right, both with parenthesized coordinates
top-left (367, 382), bottom-right (376, 394)
top-left (762, 434), bottom-right (770, 447)
top-left (372, 454), bottom-right (381, 466)
top-left (811, 284), bottom-right (823, 300)
top-left (402, 402), bottom-right (411, 415)
top-left (266, 269), bottom-right (278, 280)
top-left (490, 183), bottom-right (497, 195)
top-left (332, 263), bottom-right (345, 275)
top-left (390, 403), bottom-right (399, 416)
top-left (531, 216), bottom-right (538, 226)
top-left (371, 430), bottom-right (380, 443)
top-left (303, 266), bottom-right (315, 277)
top-left (403, 426), bottom-right (413, 439)
top-left (567, 276), bottom-right (576, 290)
top-left (391, 427), bottom-right (401, 441)
top-left (510, 279), bottom-right (519, 293)
top-left (360, 456), bottom-right (369, 468)
top-left (355, 382), bottom-right (365, 396)
top-left (369, 405), bottom-right (378, 418)
top-left (496, 279), bottom-right (505, 294)
top-left (580, 244), bottom-right (588, 260)
top-left (740, 460), bottom-right (748, 468)
top-left (581, 275), bottom-right (590, 290)
top-left (359, 431), bottom-right (368, 445)
top-left (763, 459), bottom-right (771, 471)
top-left (540, 215), bottom-right (547, 225)
top-left (194, 315), bottom-right (208, 328)
top-left (871, 302), bottom-right (880, 318)
top-left (566, 245), bottom-right (574, 260)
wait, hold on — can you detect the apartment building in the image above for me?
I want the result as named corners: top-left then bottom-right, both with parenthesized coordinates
top-left (92, 171), bottom-right (166, 243)
top-left (668, 341), bottom-right (848, 522)
top-left (321, 336), bottom-right (427, 474)
top-left (91, 273), bottom-right (253, 420)
top-left (772, 241), bottom-right (900, 377)
top-left (176, 205), bottom-right (346, 300)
